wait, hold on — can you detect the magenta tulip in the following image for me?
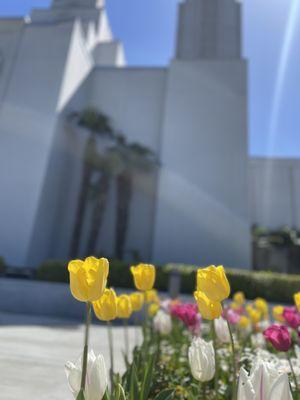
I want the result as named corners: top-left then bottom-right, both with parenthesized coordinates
top-left (283, 307), bottom-right (300, 330)
top-left (171, 303), bottom-right (201, 333)
top-left (263, 325), bottom-right (292, 352)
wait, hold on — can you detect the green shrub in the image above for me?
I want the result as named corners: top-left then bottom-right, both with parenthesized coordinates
top-left (36, 259), bottom-right (299, 303)
top-left (164, 263), bottom-right (300, 303)
top-left (0, 256), bottom-right (5, 274)
top-left (36, 258), bottom-right (138, 289)
top-left (36, 259), bottom-right (69, 283)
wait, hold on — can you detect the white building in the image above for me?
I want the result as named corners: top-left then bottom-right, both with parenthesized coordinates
top-left (0, 0), bottom-right (251, 269)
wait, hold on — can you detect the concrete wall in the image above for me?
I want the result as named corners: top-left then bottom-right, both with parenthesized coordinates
top-left (153, 60), bottom-right (250, 268)
top-left (0, 20), bottom-right (82, 267)
top-left (250, 158), bottom-right (300, 229)
top-left (85, 67), bottom-right (167, 260)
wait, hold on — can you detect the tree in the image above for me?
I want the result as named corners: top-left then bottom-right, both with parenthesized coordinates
top-left (69, 108), bottom-right (113, 258)
top-left (114, 140), bottom-right (157, 259)
top-left (85, 146), bottom-right (123, 256)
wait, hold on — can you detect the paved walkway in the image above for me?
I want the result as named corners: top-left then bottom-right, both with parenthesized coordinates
top-left (0, 312), bottom-right (141, 400)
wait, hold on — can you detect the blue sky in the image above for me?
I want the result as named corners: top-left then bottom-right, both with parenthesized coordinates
top-left (0, 0), bottom-right (300, 157)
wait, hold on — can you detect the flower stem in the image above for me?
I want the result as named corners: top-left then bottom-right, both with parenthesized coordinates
top-left (211, 320), bottom-right (219, 394)
top-left (226, 319), bottom-right (237, 400)
top-left (143, 292), bottom-right (148, 343)
top-left (80, 302), bottom-right (92, 392)
top-left (123, 319), bottom-right (129, 360)
top-left (287, 355), bottom-right (299, 395)
top-left (107, 321), bottom-right (114, 391)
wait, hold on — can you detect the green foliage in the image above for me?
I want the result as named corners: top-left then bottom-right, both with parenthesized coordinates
top-left (164, 263), bottom-right (300, 303)
top-left (252, 224), bottom-right (300, 247)
top-left (36, 258), bottom-right (299, 303)
top-left (36, 259), bottom-right (68, 283)
top-left (0, 256), bottom-right (5, 274)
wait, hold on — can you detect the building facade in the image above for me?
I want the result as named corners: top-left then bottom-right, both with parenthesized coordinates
top-left (0, 0), bottom-right (251, 269)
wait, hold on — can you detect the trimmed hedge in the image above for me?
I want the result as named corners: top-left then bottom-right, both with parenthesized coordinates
top-left (0, 256), bottom-right (5, 274)
top-left (36, 260), bottom-right (299, 304)
top-left (164, 264), bottom-right (300, 304)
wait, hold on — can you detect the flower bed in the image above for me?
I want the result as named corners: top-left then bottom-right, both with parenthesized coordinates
top-left (63, 258), bottom-right (300, 400)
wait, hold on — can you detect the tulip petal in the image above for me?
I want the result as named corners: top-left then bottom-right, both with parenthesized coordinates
top-left (65, 361), bottom-right (81, 397)
top-left (267, 373), bottom-right (293, 400)
top-left (237, 368), bottom-right (255, 400)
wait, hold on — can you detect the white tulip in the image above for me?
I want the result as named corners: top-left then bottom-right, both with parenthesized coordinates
top-left (214, 317), bottom-right (230, 343)
top-left (251, 333), bottom-right (265, 349)
top-left (153, 310), bottom-right (172, 335)
top-left (65, 350), bottom-right (108, 400)
top-left (188, 337), bottom-right (215, 382)
top-left (237, 359), bottom-right (293, 400)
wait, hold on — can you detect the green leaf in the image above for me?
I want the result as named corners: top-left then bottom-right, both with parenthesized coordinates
top-left (103, 389), bottom-right (111, 400)
top-left (153, 389), bottom-right (175, 400)
top-left (129, 363), bottom-right (139, 400)
top-left (76, 389), bottom-right (85, 400)
top-left (114, 383), bottom-right (127, 400)
top-left (139, 353), bottom-right (155, 400)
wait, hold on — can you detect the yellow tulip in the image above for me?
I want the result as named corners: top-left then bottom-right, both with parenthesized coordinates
top-left (194, 291), bottom-right (222, 320)
top-left (129, 292), bottom-right (144, 312)
top-left (145, 289), bottom-right (160, 304)
top-left (117, 295), bottom-right (132, 319)
top-left (272, 305), bottom-right (285, 322)
top-left (93, 288), bottom-right (117, 321)
top-left (294, 292), bottom-right (300, 311)
top-left (230, 302), bottom-right (241, 311)
top-left (254, 298), bottom-right (268, 319)
top-left (148, 303), bottom-right (160, 316)
top-left (197, 265), bottom-right (230, 302)
top-left (68, 257), bottom-right (109, 302)
top-left (238, 315), bottom-right (250, 329)
top-left (247, 306), bottom-right (261, 325)
top-left (130, 263), bottom-right (156, 291)
top-left (233, 291), bottom-right (245, 306)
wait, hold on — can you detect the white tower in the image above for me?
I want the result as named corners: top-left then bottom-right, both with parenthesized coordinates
top-left (51, 0), bottom-right (105, 8)
top-left (152, 0), bottom-right (250, 268)
top-left (176, 0), bottom-right (241, 60)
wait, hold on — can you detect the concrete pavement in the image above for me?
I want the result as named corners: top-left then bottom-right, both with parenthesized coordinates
top-left (0, 312), bottom-right (141, 400)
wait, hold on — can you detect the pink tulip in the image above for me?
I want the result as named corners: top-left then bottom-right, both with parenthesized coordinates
top-left (222, 307), bottom-right (240, 325)
top-left (171, 303), bottom-right (201, 333)
top-left (263, 324), bottom-right (292, 352)
top-left (283, 307), bottom-right (300, 330)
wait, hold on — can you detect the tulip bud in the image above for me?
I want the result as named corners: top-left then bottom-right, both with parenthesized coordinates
top-left (68, 257), bottom-right (109, 302)
top-left (117, 294), bottom-right (132, 319)
top-left (129, 292), bottom-right (144, 312)
top-left (283, 307), bottom-right (300, 330)
top-left (254, 298), bottom-right (269, 320)
top-left (194, 291), bottom-right (222, 320)
top-left (197, 265), bottom-right (230, 302)
top-left (238, 316), bottom-right (250, 329)
top-left (246, 306), bottom-right (262, 325)
top-left (153, 310), bottom-right (172, 335)
top-left (148, 302), bottom-right (160, 316)
top-left (145, 289), bottom-right (160, 304)
top-left (294, 292), bottom-right (300, 312)
top-left (188, 337), bottom-right (215, 382)
top-left (130, 263), bottom-right (156, 291)
top-left (233, 291), bottom-right (245, 306)
top-left (93, 288), bottom-right (117, 321)
top-left (214, 317), bottom-right (230, 343)
top-left (263, 325), bottom-right (292, 352)
top-left (65, 350), bottom-right (108, 400)
top-left (273, 305), bottom-right (285, 323)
